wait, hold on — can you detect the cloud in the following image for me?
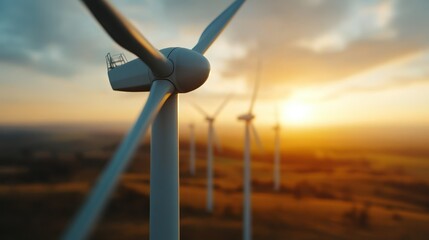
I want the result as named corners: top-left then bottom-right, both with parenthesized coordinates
top-left (0, 0), bottom-right (136, 77)
top-left (297, 0), bottom-right (397, 53)
top-left (300, 50), bottom-right (429, 101)
top-left (0, 0), bottom-right (242, 77)
top-left (313, 76), bottom-right (429, 102)
top-left (214, 0), bottom-right (429, 95)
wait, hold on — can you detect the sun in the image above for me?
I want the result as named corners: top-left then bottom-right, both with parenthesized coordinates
top-left (281, 101), bottom-right (312, 125)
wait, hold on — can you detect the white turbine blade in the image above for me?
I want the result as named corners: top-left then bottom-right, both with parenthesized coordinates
top-left (250, 122), bottom-right (263, 150)
top-left (213, 94), bottom-right (232, 118)
top-left (62, 80), bottom-right (174, 240)
top-left (248, 57), bottom-right (261, 114)
top-left (81, 0), bottom-right (173, 77)
top-left (192, 103), bottom-right (210, 118)
top-left (213, 126), bottom-right (223, 152)
top-left (192, 0), bottom-right (245, 54)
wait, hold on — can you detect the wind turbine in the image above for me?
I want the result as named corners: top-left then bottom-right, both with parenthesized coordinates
top-left (237, 58), bottom-right (262, 240)
top-left (188, 123), bottom-right (196, 176)
top-left (63, 0), bottom-right (245, 240)
top-left (273, 106), bottom-right (281, 191)
top-left (193, 96), bottom-right (230, 212)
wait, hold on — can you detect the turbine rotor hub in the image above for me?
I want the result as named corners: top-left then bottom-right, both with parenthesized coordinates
top-left (238, 113), bottom-right (255, 121)
top-left (206, 117), bottom-right (215, 122)
top-left (159, 47), bottom-right (210, 93)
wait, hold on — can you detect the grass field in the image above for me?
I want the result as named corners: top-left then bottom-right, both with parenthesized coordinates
top-left (0, 128), bottom-right (428, 239)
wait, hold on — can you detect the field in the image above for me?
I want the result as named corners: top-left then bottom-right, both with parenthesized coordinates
top-left (0, 126), bottom-right (429, 239)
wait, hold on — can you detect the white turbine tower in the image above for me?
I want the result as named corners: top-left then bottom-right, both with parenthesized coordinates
top-left (63, 0), bottom-right (245, 240)
top-left (273, 107), bottom-right (281, 191)
top-left (238, 58), bottom-right (262, 240)
top-left (193, 96), bottom-right (230, 212)
top-left (189, 123), bottom-right (196, 176)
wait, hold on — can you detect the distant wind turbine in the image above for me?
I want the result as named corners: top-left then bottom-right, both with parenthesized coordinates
top-left (193, 96), bottom-right (231, 212)
top-left (237, 58), bottom-right (262, 240)
top-left (273, 106), bottom-right (281, 191)
top-left (189, 123), bottom-right (196, 176)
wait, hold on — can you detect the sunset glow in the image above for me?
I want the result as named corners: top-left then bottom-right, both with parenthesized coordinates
top-left (0, 0), bottom-right (428, 129)
top-left (281, 101), bottom-right (313, 126)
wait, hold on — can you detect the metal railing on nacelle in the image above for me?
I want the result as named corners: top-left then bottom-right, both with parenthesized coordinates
top-left (105, 53), bottom-right (128, 70)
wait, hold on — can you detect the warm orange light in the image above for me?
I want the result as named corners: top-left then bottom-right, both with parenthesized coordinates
top-left (281, 101), bottom-right (312, 125)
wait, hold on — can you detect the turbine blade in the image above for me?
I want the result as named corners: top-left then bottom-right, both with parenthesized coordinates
top-left (62, 80), bottom-right (174, 240)
top-left (192, 103), bottom-right (210, 118)
top-left (82, 0), bottom-right (172, 77)
top-left (192, 0), bottom-right (245, 54)
top-left (248, 56), bottom-right (261, 114)
top-left (213, 94), bottom-right (232, 118)
top-left (250, 123), bottom-right (263, 150)
top-left (213, 126), bottom-right (222, 152)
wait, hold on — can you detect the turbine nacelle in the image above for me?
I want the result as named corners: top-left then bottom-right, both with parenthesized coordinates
top-left (238, 113), bottom-right (255, 122)
top-left (108, 47), bottom-right (210, 93)
top-left (205, 116), bottom-right (215, 122)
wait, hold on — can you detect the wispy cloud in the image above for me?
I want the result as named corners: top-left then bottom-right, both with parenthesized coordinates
top-left (220, 0), bottom-right (429, 93)
top-left (297, 0), bottom-right (397, 53)
top-left (297, 50), bottom-right (429, 102)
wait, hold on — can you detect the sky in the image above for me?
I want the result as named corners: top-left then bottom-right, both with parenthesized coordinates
top-left (1, 0), bottom-right (429, 130)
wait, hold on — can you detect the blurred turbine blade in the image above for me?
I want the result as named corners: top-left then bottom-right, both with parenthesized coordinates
top-left (213, 94), bottom-right (232, 118)
top-left (250, 123), bottom-right (263, 150)
top-left (213, 126), bottom-right (222, 152)
top-left (62, 80), bottom-right (174, 240)
top-left (248, 56), bottom-right (261, 114)
top-left (82, 0), bottom-right (172, 77)
top-left (192, 0), bottom-right (245, 54)
top-left (192, 103), bottom-right (210, 118)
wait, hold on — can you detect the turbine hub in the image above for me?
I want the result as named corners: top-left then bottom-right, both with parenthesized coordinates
top-left (237, 113), bottom-right (255, 121)
top-left (206, 117), bottom-right (215, 122)
top-left (160, 47), bottom-right (210, 93)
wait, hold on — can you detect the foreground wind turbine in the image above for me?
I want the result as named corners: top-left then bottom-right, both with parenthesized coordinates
top-left (63, 0), bottom-right (245, 239)
top-left (237, 59), bottom-right (262, 240)
top-left (273, 106), bottom-right (281, 191)
top-left (189, 123), bottom-right (196, 176)
top-left (193, 96), bottom-right (230, 212)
